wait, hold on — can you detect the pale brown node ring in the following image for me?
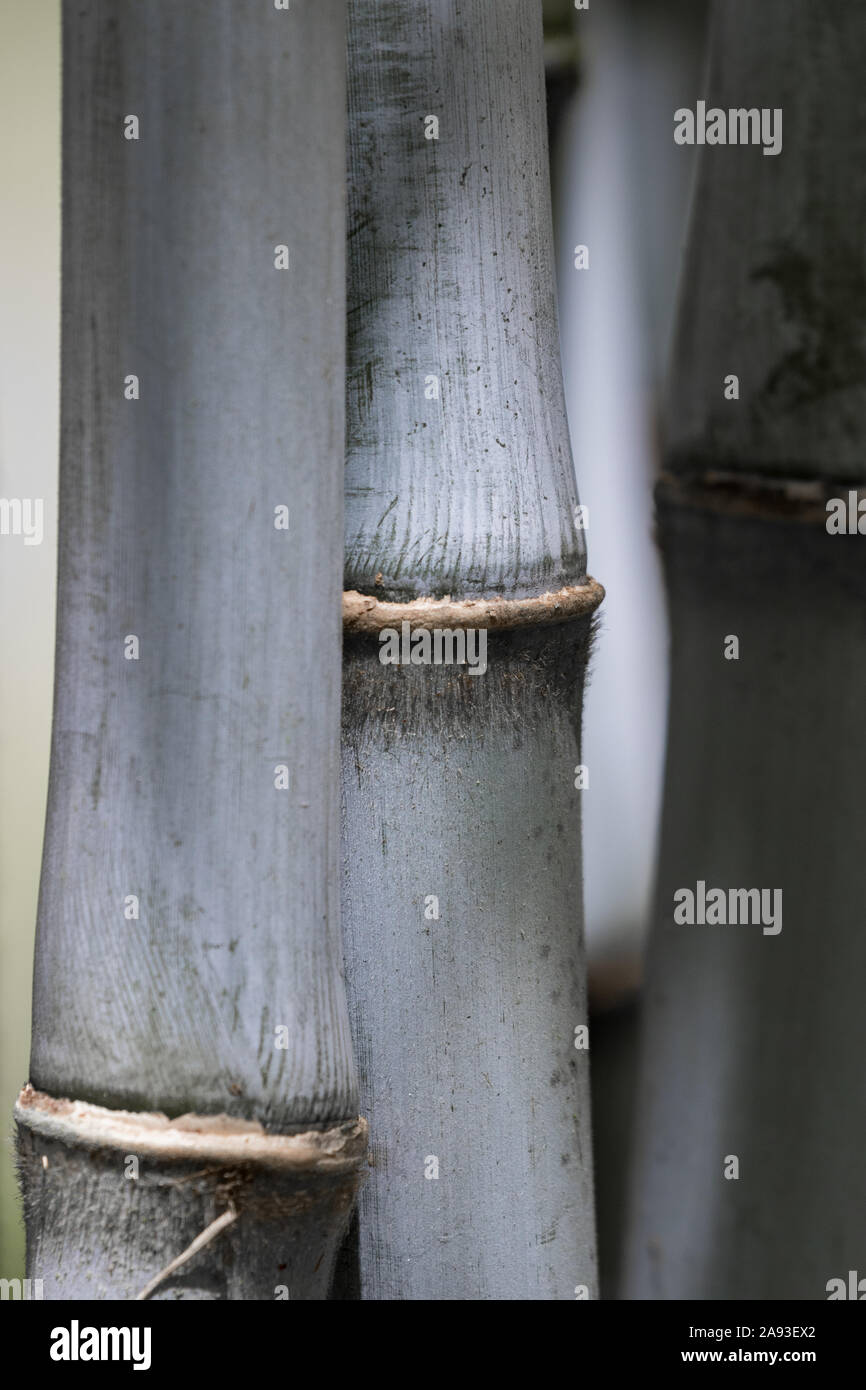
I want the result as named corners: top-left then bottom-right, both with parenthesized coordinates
top-left (343, 577), bottom-right (605, 635)
top-left (15, 1084), bottom-right (368, 1175)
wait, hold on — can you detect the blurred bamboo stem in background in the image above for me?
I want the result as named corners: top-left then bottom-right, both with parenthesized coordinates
top-left (623, 0), bottom-right (866, 1298)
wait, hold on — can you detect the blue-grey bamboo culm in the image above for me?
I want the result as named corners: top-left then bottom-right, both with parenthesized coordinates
top-left (621, 0), bottom-right (866, 1300)
top-left (16, 0), bottom-right (367, 1301)
top-left (335, 0), bottom-right (602, 1301)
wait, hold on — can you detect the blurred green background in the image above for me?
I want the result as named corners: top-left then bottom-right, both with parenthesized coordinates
top-left (0, 0), bottom-right (60, 1278)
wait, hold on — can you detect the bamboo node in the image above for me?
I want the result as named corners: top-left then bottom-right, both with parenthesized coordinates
top-left (343, 578), bottom-right (604, 635)
top-left (15, 1085), bottom-right (369, 1175)
top-left (656, 469), bottom-right (849, 522)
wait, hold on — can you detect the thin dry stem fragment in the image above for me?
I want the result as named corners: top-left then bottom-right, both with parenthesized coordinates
top-left (135, 1206), bottom-right (238, 1301)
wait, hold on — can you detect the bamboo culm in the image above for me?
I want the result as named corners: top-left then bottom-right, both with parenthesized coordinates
top-left (622, 0), bottom-right (866, 1299)
top-left (18, 0), bottom-right (363, 1300)
top-left (336, 0), bottom-right (600, 1300)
